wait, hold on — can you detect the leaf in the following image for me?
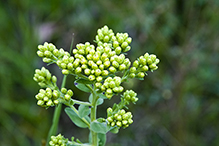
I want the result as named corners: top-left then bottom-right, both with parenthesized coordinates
top-left (89, 94), bottom-right (104, 106)
top-left (65, 107), bottom-right (89, 128)
top-left (74, 80), bottom-right (92, 93)
top-left (78, 104), bottom-right (90, 118)
top-left (98, 133), bottom-right (106, 146)
top-left (96, 98), bottom-right (103, 106)
top-left (97, 93), bottom-right (107, 99)
top-left (75, 78), bottom-right (93, 84)
top-left (90, 120), bottom-right (110, 134)
top-left (109, 127), bottom-right (119, 134)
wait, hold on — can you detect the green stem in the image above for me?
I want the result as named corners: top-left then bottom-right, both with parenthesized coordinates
top-left (90, 90), bottom-right (99, 146)
top-left (46, 75), bottom-right (67, 146)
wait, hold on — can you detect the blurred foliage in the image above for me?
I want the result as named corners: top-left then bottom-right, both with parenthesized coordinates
top-left (0, 0), bottom-right (219, 146)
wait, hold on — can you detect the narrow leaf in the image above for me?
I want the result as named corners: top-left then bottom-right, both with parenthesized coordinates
top-left (65, 107), bottom-right (89, 128)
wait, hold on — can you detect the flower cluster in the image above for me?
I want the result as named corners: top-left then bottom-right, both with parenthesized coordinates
top-left (95, 25), bottom-right (132, 54)
top-left (95, 25), bottom-right (114, 45)
top-left (33, 67), bottom-right (57, 88)
top-left (98, 76), bottom-right (123, 99)
top-left (71, 41), bottom-right (130, 84)
top-left (107, 108), bottom-right (133, 128)
top-left (35, 88), bottom-right (59, 107)
top-left (37, 42), bottom-right (69, 63)
top-left (60, 88), bottom-right (74, 101)
top-left (56, 54), bottom-right (74, 75)
top-left (123, 90), bottom-right (138, 104)
top-left (49, 134), bottom-right (68, 146)
top-left (129, 53), bottom-right (160, 78)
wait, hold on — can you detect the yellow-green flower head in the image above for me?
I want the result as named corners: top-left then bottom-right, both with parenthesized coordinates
top-left (49, 134), bottom-right (68, 146)
top-left (33, 67), bottom-right (57, 88)
top-left (107, 109), bottom-right (133, 128)
top-left (95, 25), bottom-right (115, 45)
top-left (35, 88), bottom-right (60, 108)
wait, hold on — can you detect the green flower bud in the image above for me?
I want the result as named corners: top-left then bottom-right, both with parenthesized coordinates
top-left (120, 109), bottom-right (126, 115)
top-left (43, 58), bottom-right (52, 63)
top-left (137, 72), bottom-right (145, 78)
top-left (43, 96), bottom-right (49, 101)
top-left (96, 76), bottom-right (103, 82)
top-left (101, 70), bottom-right (109, 76)
top-left (130, 67), bottom-right (136, 73)
top-left (115, 47), bottom-right (122, 55)
top-left (95, 69), bottom-right (102, 76)
top-left (149, 64), bottom-right (158, 70)
top-left (122, 120), bottom-right (128, 126)
top-left (61, 88), bottom-right (67, 94)
top-left (116, 115), bottom-right (122, 121)
top-left (88, 75), bottom-right (95, 81)
top-left (37, 51), bottom-right (44, 57)
top-left (133, 60), bottom-right (139, 68)
top-left (62, 69), bottom-right (69, 75)
top-left (113, 41), bottom-right (119, 48)
top-left (53, 90), bottom-right (59, 99)
top-left (46, 100), bottom-right (53, 106)
top-left (54, 100), bottom-right (59, 105)
top-left (111, 122), bottom-right (115, 127)
top-left (112, 61), bottom-right (119, 68)
top-left (106, 88), bottom-right (113, 94)
top-left (64, 94), bottom-right (71, 101)
top-left (109, 66), bottom-right (116, 73)
top-left (116, 121), bottom-right (122, 127)
top-left (139, 56), bottom-right (146, 65)
top-left (52, 75), bottom-right (57, 83)
top-left (121, 42), bottom-right (128, 49)
top-left (119, 64), bottom-right (126, 71)
top-left (103, 60), bottom-right (110, 68)
top-left (107, 116), bottom-right (113, 123)
top-left (107, 107), bottom-right (113, 116)
top-left (141, 65), bottom-right (149, 72)
top-left (95, 82), bottom-right (102, 88)
top-left (129, 73), bottom-right (135, 78)
top-left (37, 100), bottom-right (44, 106)
top-left (147, 58), bottom-right (152, 65)
top-left (75, 67), bottom-right (82, 74)
top-left (109, 81), bottom-right (116, 88)
top-left (67, 90), bottom-right (73, 96)
top-left (84, 68), bottom-right (91, 75)
top-left (126, 37), bottom-right (132, 44)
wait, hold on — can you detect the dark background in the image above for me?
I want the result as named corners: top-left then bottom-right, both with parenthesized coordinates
top-left (0, 0), bottom-right (219, 146)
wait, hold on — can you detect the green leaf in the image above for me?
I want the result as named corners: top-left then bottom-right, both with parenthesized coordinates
top-left (75, 78), bottom-right (93, 84)
top-left (65, 107), bottom-right (89, 128)
top-left (75, 80), bottom-right (92, 93)
top-left (78, 104), bottom-right (90, 118)
top-left (90, 120), bottom-right (110, 134)
top-left (98, 133), bottom-right (106, 146)
top-left (109, 126), bottom-right (119, 134)
top-left (89, 94), bottom-right (104, 106)
top-left (97, 93), bottom-right (107, 99)
top-left (96, 98), bottom-right (103, 106)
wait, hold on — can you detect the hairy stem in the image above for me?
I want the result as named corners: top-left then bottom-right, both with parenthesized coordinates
top-left (46, 75), bottom-right (67, 146)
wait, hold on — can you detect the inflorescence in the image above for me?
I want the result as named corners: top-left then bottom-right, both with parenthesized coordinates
top-left (33, 25), bottom-right (159, 145)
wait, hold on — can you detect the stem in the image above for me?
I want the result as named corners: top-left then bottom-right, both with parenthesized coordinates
top-left (46, 75), bottom-right (67, 146)
top-left (90, 90), bottom-right (99, 146)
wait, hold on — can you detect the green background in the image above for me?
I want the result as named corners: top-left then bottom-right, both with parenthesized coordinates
top-left (0, 0), bottom-right (219, 146)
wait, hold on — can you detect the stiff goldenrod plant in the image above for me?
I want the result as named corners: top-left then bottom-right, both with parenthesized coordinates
top-left (33, 25), bottom-right (159, 146)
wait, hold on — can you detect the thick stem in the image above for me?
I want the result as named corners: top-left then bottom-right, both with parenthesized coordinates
top-left (90, 92), bottom-right (98, 146)
top-left (46, 75), bottom-right (67, 146)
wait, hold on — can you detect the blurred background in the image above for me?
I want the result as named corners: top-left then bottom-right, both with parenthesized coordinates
top-left (0, 0), bottom-right (219, 146)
